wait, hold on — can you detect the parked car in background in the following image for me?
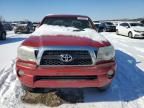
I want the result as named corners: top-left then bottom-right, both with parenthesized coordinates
top-left (11, 22), bottom-right (18, 30)
top-left (93, 22), bottom-right (100, 32)
top-left (93, 21), bottom-right (100, 23)
top-left (32, 22), bottom-right (40, 30)
top-left (116, 22), bottom-right (144, 38)
top-left (0, 22), bottom-right (6, 40)
top-left (14, 21), bottom-right (33, 33)
top-left (2, 22), bottom-right (13, 31)
top-left (99, 22), bottom-right (116, 32)
top-left (16, 14), bottom-right (116, 92)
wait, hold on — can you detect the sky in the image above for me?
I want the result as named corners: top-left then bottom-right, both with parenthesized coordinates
top-left (0, 0), bottom-right (144, 22)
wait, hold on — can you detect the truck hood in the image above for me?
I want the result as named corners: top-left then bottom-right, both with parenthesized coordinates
top-left (22, 35), bottom-right (110, 47)
top-left (132, 26), bottom-right (144, 32)
top-left (22, 25), bottom-right (110, 47)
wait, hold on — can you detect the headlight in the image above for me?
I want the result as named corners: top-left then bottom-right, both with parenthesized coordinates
top-left (17, 46), bottom-right (38, 62)
top-left (97, 46), bottom-right (115, 62)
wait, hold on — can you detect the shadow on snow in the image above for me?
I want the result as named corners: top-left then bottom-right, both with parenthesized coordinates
top-left (0, 37), bottom-right (26, 45)
top-left (84, 50), bottom-right (144, 103)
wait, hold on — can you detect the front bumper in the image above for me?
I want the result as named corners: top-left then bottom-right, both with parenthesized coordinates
top-left (134, 33), bottom-right (144, 37)
top-left (133, 31), bottom-right (144, 37)
top-left (16, 60), bottom-right (116, 89)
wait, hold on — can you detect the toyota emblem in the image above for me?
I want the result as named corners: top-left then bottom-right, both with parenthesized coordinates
top-left (60, 54), bottom-right (73, 62)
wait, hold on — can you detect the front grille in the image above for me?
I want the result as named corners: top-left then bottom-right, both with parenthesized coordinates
top-left (35, 75), bottom-right (97, 81)
top-left (40, 50), bottom-right (92, 65)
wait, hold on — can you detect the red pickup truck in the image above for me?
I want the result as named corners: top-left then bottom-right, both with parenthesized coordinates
top-left (16, 15), bottom-right (116, 92)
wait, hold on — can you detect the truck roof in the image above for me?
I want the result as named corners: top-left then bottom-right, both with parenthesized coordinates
top-left (45, 14), bottom-right (90, 18)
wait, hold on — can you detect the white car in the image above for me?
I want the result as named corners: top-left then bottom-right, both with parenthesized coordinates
top-left (116, 22), bottom-right (144, 38)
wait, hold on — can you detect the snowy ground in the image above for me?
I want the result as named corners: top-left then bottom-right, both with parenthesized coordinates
top-left (0, 31), bottom-right (144, 108)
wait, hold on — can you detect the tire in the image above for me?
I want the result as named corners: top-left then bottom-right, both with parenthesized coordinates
top-left (0, 32), bottom-right (6, 40)
top-left (116, 29), bottom-right (119, 35)
top-left (128, 32), bottom-right (133, 38)
top-left (97, 83), bottom-right (111, 92)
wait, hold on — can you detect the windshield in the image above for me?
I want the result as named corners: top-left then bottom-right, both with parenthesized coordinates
top-left (130, 23), bottom-right (144, 27)
top-left (105, 22), bottom-right (114, 26)
top-left (42, 17), bottom-right (93, 29)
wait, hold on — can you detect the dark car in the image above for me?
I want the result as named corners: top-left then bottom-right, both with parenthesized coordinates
top-left (14, 21), bottom-right (34, 33)
top-left (32, 22), bottom-right (40, 30)
top-left (93, 22), bottom-right (100, 32)
top-left (0, 22), bottom-right (6, 40)
top-left (2, 23), bottom-right (13, 31)
top-left (99, 22), bottom-right (116, 32)
top-left (141, 20), bottom-right (144, 24)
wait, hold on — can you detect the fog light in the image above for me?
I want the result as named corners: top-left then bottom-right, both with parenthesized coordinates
top-left (18, 70), bottom-right (25, 76)
top-left (107, 70), bottom-right (114, 79)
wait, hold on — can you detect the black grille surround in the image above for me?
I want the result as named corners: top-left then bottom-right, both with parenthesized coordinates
top-left (35, 75), bottom-right (97, 81)
top-left (40, 50), bottom-right (93, 66)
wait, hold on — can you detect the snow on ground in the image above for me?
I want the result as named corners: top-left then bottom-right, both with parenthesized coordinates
top-left (101, 32), bottom-right (144, 71)
top-left (0, 31), bottom-right (144, 108)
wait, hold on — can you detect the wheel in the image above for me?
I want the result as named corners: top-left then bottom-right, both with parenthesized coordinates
top-left (116, 29), bottom-right (119, 35)
top-left (0, 32), bottom-right (6, 40)
top-left (128, 32), bottom-right (133, 38)
top-left (97, 83), bottom-right (111, 92)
